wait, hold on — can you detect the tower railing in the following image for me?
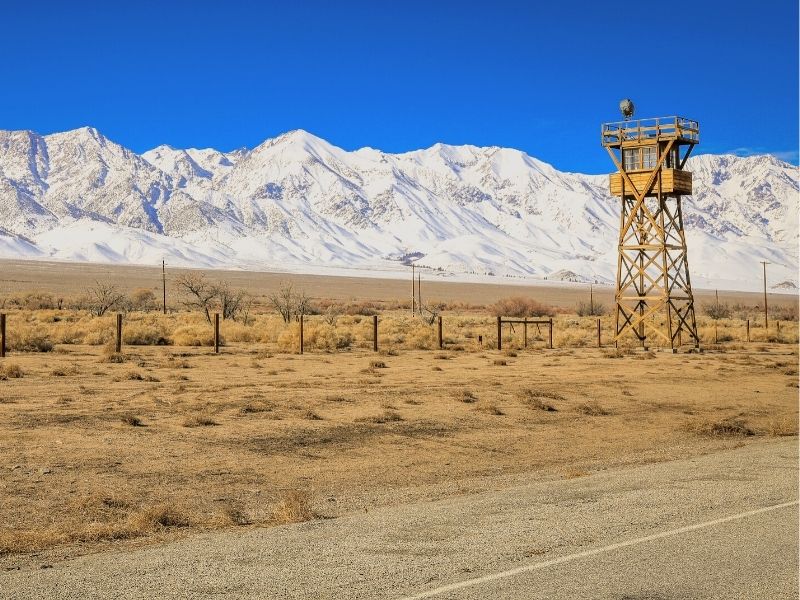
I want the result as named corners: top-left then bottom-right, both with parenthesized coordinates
top-left (601, 116), bottom-right (699, 146)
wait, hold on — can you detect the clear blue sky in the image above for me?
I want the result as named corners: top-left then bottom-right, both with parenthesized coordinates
top-left (4, 0), bottom-right (797, 173)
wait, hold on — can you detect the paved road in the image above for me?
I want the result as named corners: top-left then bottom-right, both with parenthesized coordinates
top-left (2, 440), bottom-right (797, 599)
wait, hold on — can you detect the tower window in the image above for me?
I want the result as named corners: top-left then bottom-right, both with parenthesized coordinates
top-left (642, 146), bottom-right (657, 169)
top-left (622, 145), bottom-right (658, 170)
top-left (623, 148), bottom-right (638, 170)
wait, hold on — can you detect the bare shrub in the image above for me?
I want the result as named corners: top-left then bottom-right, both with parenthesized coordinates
top-left (491, 297), bottom-right (555, 318)
top-left (702, 302), bottom-right (732, 320)
top-left (576, 301), bottom-right (607, 316)
top-left (771, 304), bottom-right (799, 321)
top-left (322, 305), bottom-right (340, 326)
top-left (174, 273), bottom-right (218, 323)
top-left (10, 329), bottom-right (54, 352)
top-left (215, 281), bottom-right (252, 322)
top-left (272, 489), bottom-right (313, 525)
top-left (120, 415), bottom-right (144, 427)
top-left (369, 360), bottom-right (387, 369)
top-left (129, 288), bottom-right (157, 312)
top-left (269, 283), bottom-right (312, 323)
top-left (493, 358), bottom-right (507, 366)
top-left (420, 301), bottom-right (446, 325)
top-left (86, 282), bottom-right (126, 317)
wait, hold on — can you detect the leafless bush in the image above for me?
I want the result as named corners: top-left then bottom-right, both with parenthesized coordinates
top-left (86, 282), bottom-right (126, 317)
top-left (702, 302), bottom-right (732, 320)
top-left (216, 281), bottom-right (252, 322)
top-left (173, 274), bottom-right (251, 323)
top-left (420, 301), bottom-right (446, 325)
top-left (7, 292), bottom-right (57, 310)
top-left (269, 283), bottom-right (312, 323)
top-left (174, 274), bottom-right (218, 323)
top-left (322, 305), bottom-right (340, 326)
top-left (490, 297), bottom-right (555, 318)
top-left (771, 304), bottom-right (799, 321)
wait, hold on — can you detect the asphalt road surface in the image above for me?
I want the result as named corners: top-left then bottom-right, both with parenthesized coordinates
top-left (2, 439), bottom-right (797, 599)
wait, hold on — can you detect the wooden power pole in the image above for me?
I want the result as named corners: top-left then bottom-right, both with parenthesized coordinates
top-left (162, 260), bottom-right (167, 315)
top-left (411, 264), bottom-right (415, 316)
top-left (761, 261), bottom-right (769, 329)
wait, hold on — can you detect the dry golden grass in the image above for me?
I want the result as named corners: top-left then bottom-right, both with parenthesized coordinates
top-left (0, 341), bottom-right (796, 566)
top-left (682, 418), bottom-right (755, 437)
top-left (0, 362), bottom-right (24, 379)
top-left (0, 267), bottom-right (797, 567)
top-left (271, 490), bottom-right (314, 525)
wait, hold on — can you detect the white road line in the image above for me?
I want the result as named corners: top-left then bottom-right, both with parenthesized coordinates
top-left (399, 500), bottom-right (799, 600)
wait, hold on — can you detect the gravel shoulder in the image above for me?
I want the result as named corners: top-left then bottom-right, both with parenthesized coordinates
top-left (2, 438), bottom-right (797, 600)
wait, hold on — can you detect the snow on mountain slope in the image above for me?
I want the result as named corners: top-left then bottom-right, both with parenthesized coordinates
top-left (0, 127), bottom-right (796, 291)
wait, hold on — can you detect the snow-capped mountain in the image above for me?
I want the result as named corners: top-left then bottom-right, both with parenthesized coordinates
top-left (0, 127), bottom-right (797, 291)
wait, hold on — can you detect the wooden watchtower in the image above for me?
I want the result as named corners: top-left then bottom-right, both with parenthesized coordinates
top-left (601, 114), bottom-right (700, 350)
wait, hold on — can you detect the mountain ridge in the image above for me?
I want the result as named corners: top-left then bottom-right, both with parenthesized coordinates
top-left (0, 127), bottom-right (796, 292)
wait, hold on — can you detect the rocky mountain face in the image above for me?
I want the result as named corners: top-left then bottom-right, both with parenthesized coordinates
top-left (0, 127), bottom-right (796, 290)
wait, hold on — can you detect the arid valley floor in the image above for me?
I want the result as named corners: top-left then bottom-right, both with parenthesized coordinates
top-left (0, 260), bottom-right (797, 583)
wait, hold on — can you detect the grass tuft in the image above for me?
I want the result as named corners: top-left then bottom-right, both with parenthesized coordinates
top-left (120, 415), bottom-right (144, 427)
top-left (183, 415), bottom-right (218, 428)
top-left (576, 401), bottom-right (611, 416)
top-left (683, 418), bottom-right (754, 437)
top-left (272, 489), bottom-right (314, 525)
top-left (0, 363), bottom-right (24, 379)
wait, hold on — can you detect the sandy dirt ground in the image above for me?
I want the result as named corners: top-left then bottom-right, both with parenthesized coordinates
top-left (0, 340), bottom-right (796, 568)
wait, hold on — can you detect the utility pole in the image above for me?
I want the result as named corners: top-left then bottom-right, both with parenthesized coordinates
top-left (411, 264), bottom-right (415, 316)
top-left (162, 260), bottom-right (167, 315)
top-left (760, 261), bottom-right (769, 329)
top-left (417, 271), bottom-right (422, 315)
top-left (590, 284), bottom-right (594, 315)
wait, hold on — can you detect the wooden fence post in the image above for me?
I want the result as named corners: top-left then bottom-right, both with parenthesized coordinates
top-left (299, 315), bottom-right (304, 355)
top-left (214, 313), bottom-right (220, 354)
top-left (115, 313), bottom-right (122, 353)
top-left (0, 313), bottom-right (5, 358)
top-left (548, 317), bottom-right (553, 349)
top-left (523, 317), bottom-right (528, 348)
top-left (437, 316), bottom-right (443, 350)
top-left (746, 319), bottom-right (750, 342)
top-left (496, 316), bottom-right (502, 351)
top-left (373, 315), bottom-right (378, 352)
top-left (597, 318), bottom-right (601, 348)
